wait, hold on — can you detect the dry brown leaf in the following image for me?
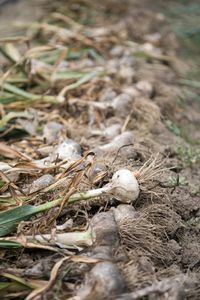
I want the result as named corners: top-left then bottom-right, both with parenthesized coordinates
top-left (25, 256), bottom-right (70, 300)
top-left (0, 143), bottom-right (31, 160)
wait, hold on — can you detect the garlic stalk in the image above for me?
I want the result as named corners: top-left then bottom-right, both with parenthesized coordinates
top-left (0, 227), bottom-right (93, 248)
top-left (0, 211), bottom-right (118, 249)
top-left (32, 228), bottom-right (93, 247)
top-left (33, 169), bottom-right (139, 212)
top-left (0, 169), bottom-right (140, 237)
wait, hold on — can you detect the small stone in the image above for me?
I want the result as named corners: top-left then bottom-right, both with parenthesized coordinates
top-left (28, 174), bottom-right (55, 194)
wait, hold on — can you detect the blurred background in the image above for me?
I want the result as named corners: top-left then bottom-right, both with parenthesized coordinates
top-left (0, 0), bottom-right (199, 72)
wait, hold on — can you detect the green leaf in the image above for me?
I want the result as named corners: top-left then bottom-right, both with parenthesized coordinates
top-left (0, 92), bottom-right (17, 104)
top-left (0, 111), bottom-right (32, 128)
top-left (0, 83), bottom-right (58, 104)
top-left (53, 71), bottom-right (87, 80)
top-left (0, 282), bottom-right (10, 290)
top-left (0, 281), bottom-right (31, 293)
top-left (165, 120), bottom-right (181, 136)
top-left (0, 186), bottom-right (104, 236)
top-left (0, 205), bottom-right (38, 237)
top-left (0, 43), bottom-right (21, 63)
top-left (0, 83), bottom-right (38, 100)
top-left (63, 71), bottom-right (98, 91)
top-left (58, 71), bottom-right (98, 99)
top-left (0, 240), bottom-right (22, 248)
top-left (0, 199), bottom-right (60, 236)
top-left (1, 273), bottom-right (36, 289)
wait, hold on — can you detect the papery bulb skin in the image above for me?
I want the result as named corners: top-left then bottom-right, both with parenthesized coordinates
top-left (110, 169), bottom-right (139, 203)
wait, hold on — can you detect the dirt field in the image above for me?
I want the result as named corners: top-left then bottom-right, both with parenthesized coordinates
top-left (0, 0), bottom-right (200, 299)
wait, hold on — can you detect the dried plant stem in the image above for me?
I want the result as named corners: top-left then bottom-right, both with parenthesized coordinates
top-left (0, 227), bottom-right (93, 247)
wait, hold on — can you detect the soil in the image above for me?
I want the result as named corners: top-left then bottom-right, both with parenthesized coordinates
top-left (0, 0), bottom-right (200, 299)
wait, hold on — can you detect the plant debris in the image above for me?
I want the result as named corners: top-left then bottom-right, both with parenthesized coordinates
top-left (0, 0), bottom-right (200, 299)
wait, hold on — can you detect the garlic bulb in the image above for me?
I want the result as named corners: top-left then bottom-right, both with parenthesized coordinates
top-left (108, 169), bottom-right (139, 203)
top-left (99, 131), bottom-right (134, 153)
top-left (112, 204), bottom-right (139, 223)
top-left (111, 93), bottom-right (132, 116)
top-left (55, 138), bottom-right (82, 160)
top-left (76, 262), bottom-right (125, 300)
top-left (135, 80), bottom-right (153, 98)
top-left (90, 123), bottom-right (121, 140)
top-left (87, 162), bottom-right (107, 184)
top-left (43, 122), bottom-right (63, 144)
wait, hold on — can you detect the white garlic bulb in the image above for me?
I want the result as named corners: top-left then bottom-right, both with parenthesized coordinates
top-left (55, 139), bottom-right (82, 160)
top-left (99, 131), bottom-right (134, 153)
top-left (108, 169), bottom-right (139, 203)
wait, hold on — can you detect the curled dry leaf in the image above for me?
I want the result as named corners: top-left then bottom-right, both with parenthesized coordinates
top-left (0, 142), bottom-right (31, 160)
